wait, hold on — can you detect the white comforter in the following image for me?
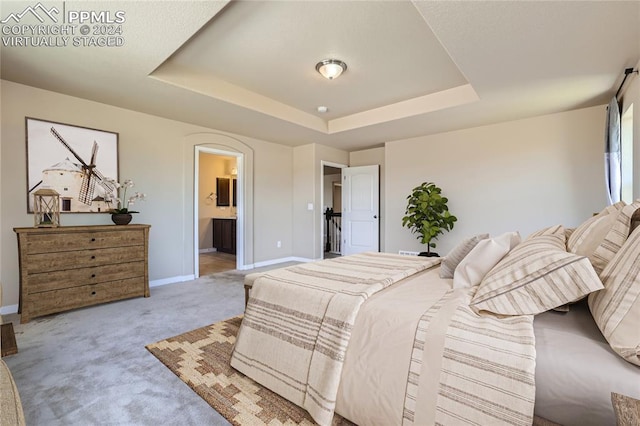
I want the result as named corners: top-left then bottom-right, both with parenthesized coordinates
top-left (336, 267), bottom-right (536, 426)
top-left (232, 254), bottom-right (537, 426)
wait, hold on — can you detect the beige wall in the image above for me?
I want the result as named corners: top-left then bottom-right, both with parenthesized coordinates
top-left (385, 105), bottom-right (608, 256)
top-left (313, 145), bottom-right (349, 259)
top-left (292, 144), bottom-right (349, 260)
top-left (322, 173), bottom-right (341, 212)
top-left (0, 80), bottom-right (294, 309)
top-left (292, 144), bottom-right (315, 259)
top-left (2, 79), bottom-right (633, 310)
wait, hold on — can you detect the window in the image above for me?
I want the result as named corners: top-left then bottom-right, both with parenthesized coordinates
top-left (621, 104), bottom-right (634, 203)
top-left (62, 199), bottom-right (71, 211)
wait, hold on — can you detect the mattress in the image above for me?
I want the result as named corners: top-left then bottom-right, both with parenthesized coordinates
top-left (533, 300), bottom-right (640, 426)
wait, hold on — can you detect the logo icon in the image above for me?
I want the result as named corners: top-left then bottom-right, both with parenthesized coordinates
top-left (1, 2), bottom-right (59, 24)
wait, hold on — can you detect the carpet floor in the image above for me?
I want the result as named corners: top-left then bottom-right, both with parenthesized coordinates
top-left (2, 266), bottom-right (292, 426)
top-left (146, 315), bottom-right (353, 426)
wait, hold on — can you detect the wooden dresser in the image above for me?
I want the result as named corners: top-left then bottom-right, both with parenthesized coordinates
top-left (14, 224), bottom-right (150, 323)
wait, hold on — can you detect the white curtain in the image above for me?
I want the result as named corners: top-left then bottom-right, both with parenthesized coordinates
top-left (604, 96), bottom-right (621, 205)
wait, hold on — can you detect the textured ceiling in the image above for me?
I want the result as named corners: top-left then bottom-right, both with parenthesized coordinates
top-left (1, 1), bottom-right (639, 151)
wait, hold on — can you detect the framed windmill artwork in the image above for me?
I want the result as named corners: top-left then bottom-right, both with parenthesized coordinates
top-left (26, 117), bottom-right (119, 213)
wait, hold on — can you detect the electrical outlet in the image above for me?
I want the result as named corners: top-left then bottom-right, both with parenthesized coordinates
top-left (277, 241), bottom-right (282, 248)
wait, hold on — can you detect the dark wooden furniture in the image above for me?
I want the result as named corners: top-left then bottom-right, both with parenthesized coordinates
top-left (1, 323), bottom-right (18, 357)
top-left (14, 224), bottom-right (150, 323)
top-left (212, 218), bottom-right (236, 254)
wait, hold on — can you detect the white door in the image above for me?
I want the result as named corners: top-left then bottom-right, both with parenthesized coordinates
top-left (342, 165), bottom-right (379, 255)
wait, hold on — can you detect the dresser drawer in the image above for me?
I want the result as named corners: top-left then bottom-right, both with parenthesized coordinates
top-left (25, 230), bottom-right (145, 254)
top-left (26, 261), bottom-right (146, 293)
top-left (15, 224), bottom-right (150, 323)
top-left (26, 245), bottom-right (144, 274)
top-left (26, 278), bottom-right (146, 319)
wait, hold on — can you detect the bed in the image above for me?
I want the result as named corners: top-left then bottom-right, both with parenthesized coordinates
top-left (231, 202), bottom-right (640, 426)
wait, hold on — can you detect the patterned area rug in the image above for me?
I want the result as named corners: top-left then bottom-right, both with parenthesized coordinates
top-left (146, 316), bottom-right (353, 426)
top-left (147, 316), bottom-right (560, 426)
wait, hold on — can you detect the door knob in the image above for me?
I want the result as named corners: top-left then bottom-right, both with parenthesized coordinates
top-left (374, 215), bottom-right (377, 219)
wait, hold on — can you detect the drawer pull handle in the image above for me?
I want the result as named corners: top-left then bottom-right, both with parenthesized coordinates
top-left (91, 291), bottom-right (96, 296)
top-left (91, 255), bottom-right (96, 259)
top-left (91, 274), bottom-right (96, 278)
top-left (91, 238), bottom-right (96, 242)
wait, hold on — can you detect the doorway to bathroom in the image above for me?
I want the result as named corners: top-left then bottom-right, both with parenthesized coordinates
top-left (196, 148), bottom-right (241, 276)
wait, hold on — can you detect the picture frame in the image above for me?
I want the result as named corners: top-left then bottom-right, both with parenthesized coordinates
top-left (25, 117), bottom-right (119, 213)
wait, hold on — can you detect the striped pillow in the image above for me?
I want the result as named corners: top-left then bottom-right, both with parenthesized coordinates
top-left (439, 233), bottom-right (489, 279)
top-left (567, 201), bottom-right (640, 276)
top-left (471, 229), bottom-right (603, 315)
top-left (589, 225), bottom-right (640, 366)
top-left (525, 224), bottom-right (564, 240)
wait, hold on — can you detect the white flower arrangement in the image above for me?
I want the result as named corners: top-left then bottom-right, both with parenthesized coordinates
top-left (104, 179), bottom-right (146, 214)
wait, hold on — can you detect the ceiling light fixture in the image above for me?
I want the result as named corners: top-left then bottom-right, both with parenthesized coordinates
top-left (316, 59), bottom-right (347, 80)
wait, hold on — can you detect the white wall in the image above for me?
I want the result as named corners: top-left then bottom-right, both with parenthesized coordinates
top-left (0, 80), bottom-right (294, 310)
top-left (385, 105), bottom-right (608, 256)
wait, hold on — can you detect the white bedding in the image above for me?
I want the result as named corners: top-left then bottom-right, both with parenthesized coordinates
top-left (336, 266), bottom-right (537, 425)
top-left (238, 259), bottom-right (639, 425)
top-left (533, 300), bottom-right (640, 426)
top-left (335, 268), bottom-right (451, 424)
top-left (336, 267), bottom-right (640, 426)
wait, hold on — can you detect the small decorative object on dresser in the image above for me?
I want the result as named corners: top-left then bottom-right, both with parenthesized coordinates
top-left (14, 224), bottom-right (150, 323)
top-left (32, 188), bottom-right (60, 227)
top-left (105, 178), bottom-right (146, 225)
top-left (111, 213), bottom-right (132, 225)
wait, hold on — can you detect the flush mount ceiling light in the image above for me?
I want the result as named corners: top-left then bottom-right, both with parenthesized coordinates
top-left (316, 59), bottom-right (347, 80)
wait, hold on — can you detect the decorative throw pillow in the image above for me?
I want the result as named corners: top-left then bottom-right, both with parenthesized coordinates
top-left (589, 225), bottom-right (640, 366)
top-left (471, 229), bottom-right (604, 316)
top-left (439, 233), bottom-right (489, 279)
top-left (452, 231), bottom-right (521, 289)
top-left (525, 224), bottom-right (565, 240)
top-left (567, 201), bottom-right (639, 276)
top-left (591, 201), bottom-right (640, 275)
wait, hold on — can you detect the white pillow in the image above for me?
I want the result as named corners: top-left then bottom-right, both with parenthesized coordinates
top-left (439, 233), bottom-right (489, 279)
top-left (452, 231), bottom-right (521, 289)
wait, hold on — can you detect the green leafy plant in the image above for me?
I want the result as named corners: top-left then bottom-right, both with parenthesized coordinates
top-left (105, 179), bottom-right (146, 214)
top-left (401, 182), bottom-right (457, 255)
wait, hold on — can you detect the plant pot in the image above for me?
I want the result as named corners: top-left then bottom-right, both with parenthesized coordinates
top-left (111, 213), bottom-right (132, 225)
top-left (418, 251), bottom-right (439, 257)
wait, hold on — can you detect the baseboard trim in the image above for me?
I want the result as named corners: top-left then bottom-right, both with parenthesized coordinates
top-left (199, 248), bottom-right (217, 253)
top-left (149, 275), bottom-right (195, 288)
top-left (248, 256), bottom-right (316, 269)
top-left (0, 304), bottom-right (19, 315)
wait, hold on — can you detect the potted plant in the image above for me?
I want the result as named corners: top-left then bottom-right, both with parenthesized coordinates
top-left (105, 179), bottom-right (146, 225)
top-left (401, 182), bottom-right (457, 257)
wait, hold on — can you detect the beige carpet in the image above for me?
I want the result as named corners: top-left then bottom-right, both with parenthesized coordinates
top-left (147, 316), bottom-right (560, 426)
